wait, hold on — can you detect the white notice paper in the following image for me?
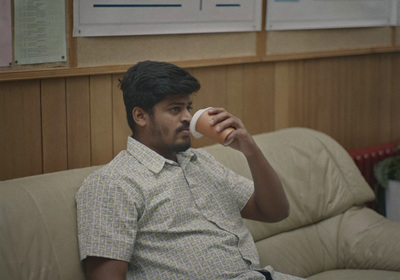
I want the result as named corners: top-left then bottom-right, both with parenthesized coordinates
top-left (14, 0), bottom-right (67, 65)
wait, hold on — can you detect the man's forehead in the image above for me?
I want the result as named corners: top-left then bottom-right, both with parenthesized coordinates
top-left (163, 95), bottom-right (192, 104)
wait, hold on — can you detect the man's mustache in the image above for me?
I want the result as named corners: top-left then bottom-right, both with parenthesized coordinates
top-left (176, 122), bottom-right (190, 133)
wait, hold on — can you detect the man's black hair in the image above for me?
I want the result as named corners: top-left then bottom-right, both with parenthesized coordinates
top-left (120, 60), bottom-right (201, 133)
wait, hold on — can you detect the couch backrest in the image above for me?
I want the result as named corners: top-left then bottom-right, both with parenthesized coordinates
top-left (204, 128), bottom-right (375, 277)
top-left (204, 128), bottom-right (374, 241)
top-left (0, 166), bottom-right (99, 280)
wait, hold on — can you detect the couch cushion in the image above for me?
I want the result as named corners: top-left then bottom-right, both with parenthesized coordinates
top-left (308, 269), bottom-right (400, 280)
top-left (338, 207), bottom-right (400, 272)
top-left (254, 211), bottom-right (342, 277)
top-left (0, 166), bottom-right (100, 280)
top-left (205, 128), bottom-right (375, 240)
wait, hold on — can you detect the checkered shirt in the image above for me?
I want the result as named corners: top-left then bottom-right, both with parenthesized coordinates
top-left (76, 137), bottom-right (264, 279)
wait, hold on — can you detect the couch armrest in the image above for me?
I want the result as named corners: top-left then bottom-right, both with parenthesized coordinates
top-left (338, 207), bottom-right (400, 271)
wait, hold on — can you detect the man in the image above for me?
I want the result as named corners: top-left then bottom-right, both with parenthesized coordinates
top-left (76, 61), bottom-right (301, 280)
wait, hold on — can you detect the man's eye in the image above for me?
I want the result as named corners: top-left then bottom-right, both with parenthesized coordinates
top-left (171, 107), bottom-right (180, 112)
top-left (187, 106), bottom-right (193, 112)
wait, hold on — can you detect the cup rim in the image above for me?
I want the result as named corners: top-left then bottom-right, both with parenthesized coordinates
top-left (189, 107), bottom-right (212, 138)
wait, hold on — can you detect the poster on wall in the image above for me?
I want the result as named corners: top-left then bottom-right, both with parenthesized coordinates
top-left (14, 0), bottom-right (67, 65)
top-left (266, 0), bottom-right (398, 31)
top-left (73, 0), bottom-right (262, 37)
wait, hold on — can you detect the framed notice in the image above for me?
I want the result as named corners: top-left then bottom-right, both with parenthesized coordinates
top-left (74, 0), bottom-right (262, 37)
top-left (14, 0), bottom-right (67, 64)
top-left (266, 0), bottom-right (398, 31)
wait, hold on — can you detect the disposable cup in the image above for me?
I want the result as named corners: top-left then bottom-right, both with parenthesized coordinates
top-left (190, 107), bottom-right (235, 145)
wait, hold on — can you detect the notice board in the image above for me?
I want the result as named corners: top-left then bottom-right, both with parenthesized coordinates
top-left (74, 0), bottom-right (262, 37)
top-left (266, 0), bottom-right (398, 31)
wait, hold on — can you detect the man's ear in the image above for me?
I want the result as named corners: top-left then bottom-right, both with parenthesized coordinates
top-left (132, 107), bottom-right (148, 128)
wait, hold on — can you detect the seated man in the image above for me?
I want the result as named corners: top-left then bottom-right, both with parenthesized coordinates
top-left (76, 60), bottom-right (303, 280)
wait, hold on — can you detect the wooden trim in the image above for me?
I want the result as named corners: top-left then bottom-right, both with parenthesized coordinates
top-left (67, 0), bottom-right (77, 68)
top-left (261, 46), bottom-right (400, 62)
top-left (256, 0), bottom-right (267, 59)
top-left (0, 56), bottom-right (261, 82)
top-left (1, 47), bottom-right (400, 82)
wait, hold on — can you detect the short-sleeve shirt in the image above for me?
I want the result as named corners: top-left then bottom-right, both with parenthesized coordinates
top-left (76, 137), bottom-right (264, 279)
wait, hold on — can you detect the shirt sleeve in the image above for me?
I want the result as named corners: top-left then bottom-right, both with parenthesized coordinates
top-left (75, 172), bottom-right (139, 262)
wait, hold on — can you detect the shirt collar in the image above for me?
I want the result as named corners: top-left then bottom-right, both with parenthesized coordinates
top-left (126, 137), bottom-right (197, 174)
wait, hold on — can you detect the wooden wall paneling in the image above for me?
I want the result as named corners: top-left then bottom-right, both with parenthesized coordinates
top-left (243, 63), bottom-right (275, 135)
top-left (0, 85), bottom-right (4, 179)
top-left (89, 75), bottom-right (114, 165)
top-left (66, 76), bottom-right (91, 169)
top-left (325, 58), bottom-right (344, 144)
top-left (373, 54), bottom-right (393, 144)
top-left (342, 56), bottom-right (365, 149)
top-left (334, 56), bottom-right (356, 149)
top-left (391, 53), bottom-right (400, 141)
top-left (112, 74), bottom-right (131, 156)
top-left (302, 56), bottom-right (363, 149)
top-left (41, 78), bottom-right (68, 173)
top-left (349, 55), bottom-right (392, 149)
top-left (0, 80), bottom-right (42, 180)
top-left (330, 54), bottom-right (393, 150)
top-left (354, 56), bottom-right (376, 147)
top-left (397, 27), bottom-right (400, 47)
top-left (274, 61), bottom-right (305, 130)
top-left (226, 64), bottom-right (245, 121)
top-left (303, 58), bottom-right (335, 137)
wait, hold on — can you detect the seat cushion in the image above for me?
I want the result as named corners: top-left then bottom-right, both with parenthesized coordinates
top-left (308, 269), bottom-right (400, 280)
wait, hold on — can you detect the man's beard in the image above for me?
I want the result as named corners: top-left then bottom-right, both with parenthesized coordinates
top-left (172, 138), bottom-right (191, 153)
top-left (173, 124), bottom-right (191, 153)
top-left (149, 119), bottom-right (191, 154)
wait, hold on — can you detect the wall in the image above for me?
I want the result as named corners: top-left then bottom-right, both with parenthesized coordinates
top-left (1, 52), bottom-right (400, 180)
top-left (1, 0), bottom-right (400, 180)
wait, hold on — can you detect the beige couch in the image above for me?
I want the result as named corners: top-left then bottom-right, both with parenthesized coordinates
top-left (1, 128), bottom-right (400, 280)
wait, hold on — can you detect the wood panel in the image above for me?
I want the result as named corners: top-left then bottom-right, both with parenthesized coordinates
top-left (391, 53), bottom-right (400, 141)
top-left (66, 76), bottom-right (91, 169)
top-left (300, 54), bottom-right (393, 150)
top-left (41, 78), bottom-right (68, 173)
top-left (1, 53), bottom-right (400, 180)
top-left (274, 61), bottom-right (305, 130)
top-left (243, 63), bottom-right (275, 134)
top-left (226, 65), bottom-right (245, 121)
top-left (89, 75), bottom-right (114, 165)
top-left (112, 74), bottom-right (131, 156)
top-left (0, 80), bottom-right (42, 180)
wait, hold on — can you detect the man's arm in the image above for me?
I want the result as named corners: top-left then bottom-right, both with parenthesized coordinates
top-left (84, 256), bottom-right (128, 280)
top-left (207, 108), bottom-right (290, 223)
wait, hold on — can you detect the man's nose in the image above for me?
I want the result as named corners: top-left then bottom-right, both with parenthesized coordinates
top-left (182, 109), bottom-right (192, 122)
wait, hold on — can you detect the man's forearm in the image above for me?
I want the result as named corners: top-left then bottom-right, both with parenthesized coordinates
top-left (245, 144), bottom-right (290, 222)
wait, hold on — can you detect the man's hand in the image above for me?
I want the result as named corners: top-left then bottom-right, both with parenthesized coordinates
top-left (207, 108), bottom-right (290, 223)
top-left (206, 108), bottom-right (256, 156)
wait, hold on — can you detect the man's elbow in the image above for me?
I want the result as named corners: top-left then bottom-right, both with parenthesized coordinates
top-left (256, 201), bottom-right (290, 223)
top-left (275, 202), bottom-right (290, 222)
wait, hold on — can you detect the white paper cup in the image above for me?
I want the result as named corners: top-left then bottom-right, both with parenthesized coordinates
top-left (190, 107), bottom-right (235, 145)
